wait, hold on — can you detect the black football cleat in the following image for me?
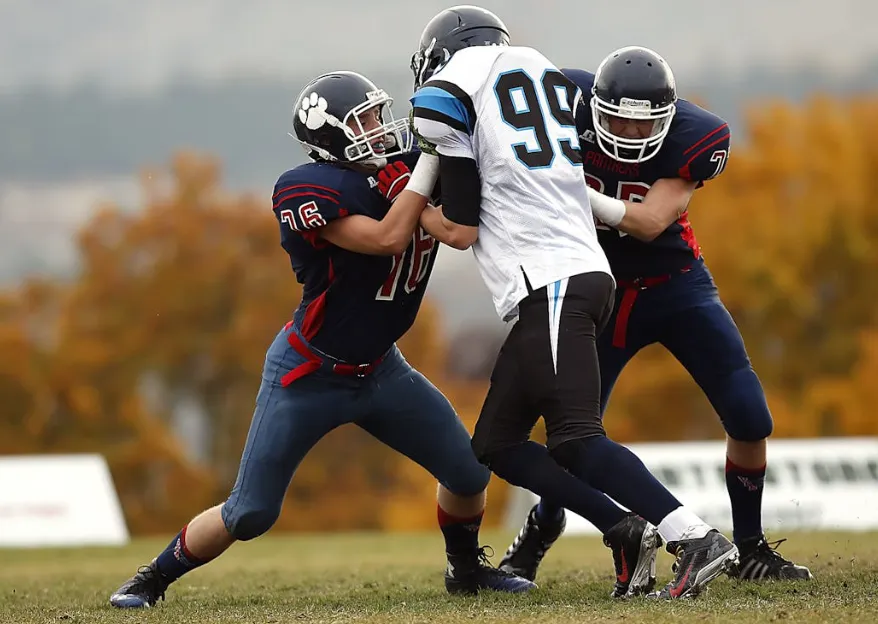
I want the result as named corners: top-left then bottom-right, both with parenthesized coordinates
top-left (498, 504), bottom-right (566, 581)
top-left (109, 560), bottom-right (169, 608)
top-left (655, 530), bottom-right (739, 599)
top-left (728, 537), bottom-right (813, 581)
top-left (603, 512), bottom-right (662, 598)
top-left (446, 547), bottom-right (537, 595)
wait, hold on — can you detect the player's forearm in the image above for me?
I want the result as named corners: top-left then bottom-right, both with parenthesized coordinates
top-left (620, 182), bottom-right (695, 241)
top-left (617, 201), bottom-right (674, 242)
top-left (321, 208), bottom-right (423, 256)
top-left (419, 205), bottom-right (451, 241)
top-left (587, 183), bottom-right (691, 242)
top-left (373, 154), bottom-right (442, 253)
top-left (420, 205), bottom-right (477, 250)
top-left (320, 156), bottom-right (440, 256)
top-left (377, 191), bottom-right (431, 254)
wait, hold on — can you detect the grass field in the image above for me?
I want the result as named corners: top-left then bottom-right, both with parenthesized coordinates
top-left (2, 530), bottom-right (877, 624)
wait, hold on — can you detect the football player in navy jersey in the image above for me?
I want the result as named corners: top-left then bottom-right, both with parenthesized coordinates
top-left (108, 70), bottom-right (535, 609)
top-left (500, 46), bottom-right (813, 587)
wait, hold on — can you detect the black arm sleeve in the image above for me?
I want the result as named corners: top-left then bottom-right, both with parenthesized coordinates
top-left (438, 154), bottom-right (482, 227)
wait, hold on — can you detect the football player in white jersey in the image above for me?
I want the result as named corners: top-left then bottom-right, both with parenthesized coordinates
top-left (408, 5), bottom-right (738, 600)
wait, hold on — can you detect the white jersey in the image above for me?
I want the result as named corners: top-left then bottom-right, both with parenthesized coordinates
top-left (411, 45), bottom-right (612, 321)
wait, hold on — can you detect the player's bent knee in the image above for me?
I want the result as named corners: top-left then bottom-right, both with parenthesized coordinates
top-left (716, 367), bottom-right (774, 442)
top-left (470, 435), bottom-right (495, 467)
top-left (550, 435), bottom-right (619, 475)
top-left (222, 506), bottom-right (281, 542)
top-left (442, 474), bottom-right (490, 498)
top-left (441, 460), bottom-right (491, 497)
top-left (478, 446), bottom-right (531, 487)
top-left (479, 442), bottom-right (561, 492)
top-left (727, 415), bottom-right (774, 442)
top-left (548, 438), bottom-right (588, 472)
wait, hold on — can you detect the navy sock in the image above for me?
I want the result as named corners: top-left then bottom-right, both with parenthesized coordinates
top-left (537, 498), bottom-right (564, 523)
top-left (551, 436), bottom-right (680, 527)
top-left (483, 441), bottom-right (626, 533)
top-left (154, 525), bottom-right (208, 583)
top-left (535, 500), bottom-right (564, 523)
top-left (438, 505), bottom-right (482, 557)
top-left (725, 457), bottom-right (766, 544)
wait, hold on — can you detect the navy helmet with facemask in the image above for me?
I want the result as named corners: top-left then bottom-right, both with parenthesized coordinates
top-left (292, 71), bottom-right (411, 168)
top-left (410, 5), bottom-right (510, 90)
top-left (591, 46), bottom-right (677, 164)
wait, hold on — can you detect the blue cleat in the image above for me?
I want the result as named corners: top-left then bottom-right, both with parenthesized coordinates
top-left (109, 561), bottom-right (169, 608)
top-left (445, 547), bottom-right (537, 595)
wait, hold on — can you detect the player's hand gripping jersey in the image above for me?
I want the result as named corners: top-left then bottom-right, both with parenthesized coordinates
top-left (411, 45), bottom-right (611, 321)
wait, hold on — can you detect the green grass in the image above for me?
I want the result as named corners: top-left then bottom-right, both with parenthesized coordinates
top-left (2, 530), bottom-right (877, 623)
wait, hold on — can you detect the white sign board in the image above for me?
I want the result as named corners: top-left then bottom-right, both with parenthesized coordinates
top-left (0, 454), bottom-right (129, 547)
top-left (505, 437), bottom-right (878, 534)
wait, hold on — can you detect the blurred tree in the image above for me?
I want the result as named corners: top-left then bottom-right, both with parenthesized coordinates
top-left (56, 153), bottom-right (290, 489)
top-left (0, 279), bottom-right (214, 533)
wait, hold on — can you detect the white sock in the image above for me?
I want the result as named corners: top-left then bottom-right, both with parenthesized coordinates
top-left (656, 506), bottom-right (712, 543)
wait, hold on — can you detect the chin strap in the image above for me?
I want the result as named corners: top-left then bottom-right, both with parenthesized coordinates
top-left (361, 157), bottom-right (387, 170)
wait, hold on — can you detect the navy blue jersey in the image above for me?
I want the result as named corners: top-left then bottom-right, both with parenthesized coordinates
top-left (271, 152), bottom-right (438, 363)
top-left (562, 68), bottom-right (731, 280)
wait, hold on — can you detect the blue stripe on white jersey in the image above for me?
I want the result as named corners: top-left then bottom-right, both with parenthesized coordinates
top-left (411, 85), bottom-right (473, 135)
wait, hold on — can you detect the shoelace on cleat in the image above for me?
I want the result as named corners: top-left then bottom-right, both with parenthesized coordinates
top-left (133, 565), bottom-right (167, 603)
top-left (476, 545), bottom-right (496, 568)
top-left (477, 546), bottom-right (519, 578)
top-left (748, 538), bottom-right (793, 566)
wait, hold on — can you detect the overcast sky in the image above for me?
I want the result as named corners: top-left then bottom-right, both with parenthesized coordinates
top-left (1, 0), bottom-right (874, 93)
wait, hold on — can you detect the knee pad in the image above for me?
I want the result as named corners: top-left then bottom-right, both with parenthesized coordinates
top-left (712, 367), bottom-right (774, 442)
top-left (222, 503), bottom-right (280, 542)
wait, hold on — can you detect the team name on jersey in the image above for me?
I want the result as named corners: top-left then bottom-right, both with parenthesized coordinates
top-left (582, 149), bottom-right (641, 177)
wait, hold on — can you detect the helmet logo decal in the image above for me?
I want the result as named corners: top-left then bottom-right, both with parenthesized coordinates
top-left (619, 97), bottom-right (651, 109)
top-left (365, 89), bottom-right (386, 103)
top-left (618, 97), bottom-right (653, 116)
top-left (299, 92), bottom-right (330, 130)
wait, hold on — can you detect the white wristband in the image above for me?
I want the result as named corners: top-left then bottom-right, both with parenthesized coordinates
top-left (405, 153), bottom-right (440, 198)
top-left (587, 186), bottom-right (626, 227)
